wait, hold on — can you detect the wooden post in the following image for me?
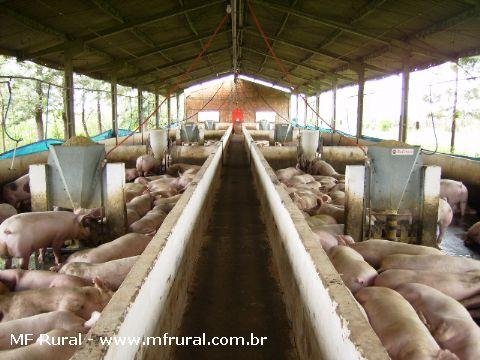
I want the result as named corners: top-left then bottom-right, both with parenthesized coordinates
top-left (332, 76), bottom-right (337, 130)
top-left (315, 92), bottom-right (320, 128)
top-left (111, 78), bottom-right (118, 145)
top-left (138, 88), bottom-right (143, 143)
top-left (176, 91), bottom-right (181, 124)
top-left (155, 92), bottom-right (160, 129)
top-left (63, 51), bottom-right (75, 139)
top-left (399, 58), bottom-right (410, 142)
top-left (167, 94), bottom-right (171, 128)
top-left (356, 67), bottom-right (365, 139)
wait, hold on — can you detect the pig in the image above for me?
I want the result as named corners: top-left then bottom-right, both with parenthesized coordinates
top-left (128, 207), bottom-right (167, 235)
top-left (0, 269), bottom-right (90, 291)
top-left (461, 294), bottom-right (480, 309)
top-left (125, 168), bottom-right (139, 182)
top-left (440, 179), bottom-right (468, 216)
top-left (275, 167), bottom-right (304, 183)
top-left (170, 172), bottom-right (196, 192)
top-left (355, 287), bottom-right (458, 360)
top-left (375, 269), bottom-right (480, 301)
top-left (147, 178), bottom-right (178, 195)
top-left (0, 310), bottom-right (89, 349)
top-left (380, 254), bottom-right (480, 273)
top-left (307, 214), bottom-right (337, 227)
top-left (65, 233), bottom-right (152, 264)
top-left (328, 182), bottom-right (345, 193)
top-left (309, 203), bottom-right (344, 223)
top-left (154, 194), bottom-right (182, 207)
top-left (437, 198), bottom-right (453, 243)
top-left (312, 230), bottom-right (353, 252)
top-left (465, 221), bottom-right (480, 246)
top-left (124, 183), bottom-right (146, 195)
top-left (0, 328), bottom-right (80, 359)
top-left (0, 278), bottom-right (112, 321)
top-left (310, 224), bottom-right (344, 236)
top-left (2, 175), bottom-right (30, 210)
top-left (0, 204), bottom-right (16, 224)
top-left (329, 191), bottom-right (345, 206)
top-left (310, 159), bottom-right (340, 178)
top-left (328, 246), bottom-right (377, 293)
top-left (136, 154), bottom-right (161, 176)
top-left (126, 193), bottom-right (152, 217)
top-left (290, 190), bottom-right (322, 212)
top-left (348, 239), bottom-right (442, 268)
top-left (60, 256), bottom-right (138, 291)
top-left (0, 211), bottom-right (91, 269)
top-left (153, 202), bottom-right (176, 214)
top-left (288, 174), bottom-right (316, 186)
top-left (126, 208), bottom-right (141, 227)
top-left (166, 163), bottom-right (201, 177)
top-left (396, 283), bottom-right (480, 360)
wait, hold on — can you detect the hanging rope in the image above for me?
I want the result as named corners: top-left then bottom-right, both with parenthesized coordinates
top-left (106, 11), bottom-right (229, 157)
top-left (247, 1), bottom-right (367, 155)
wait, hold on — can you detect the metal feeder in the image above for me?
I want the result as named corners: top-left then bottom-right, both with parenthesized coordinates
top-left (204, 120), bottom-right (216, 130)
top-left (259, 119), bottom-right (270, 130)
top-left (176, 123), bottom-right (205, 145)
top-left (29, 144), bottom-right (127, 239)
top-left (269, 123), bottom-right (299, 145)
top-left (345, 145), bottom-right (441, 247)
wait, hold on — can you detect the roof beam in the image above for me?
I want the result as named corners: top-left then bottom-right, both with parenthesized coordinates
top-left (251, 0), bottom-right (390, 45)
top-left (157, 71), bottom-right (232, 93)
top-left (178, 0), bottom-right (215, 71)
top-left (119, 47), bottom-right (231, 81)
top-left (252, 0), bottom-right (458, 63)
top-left (0, 4), bottom-right (116, 62)
top-left (22, 0), bottom-right (224, 59)
top-left (415, 3), bottom-right (480, 39)
top-left (89, 0), bottom-right (180, 70)
top-left (85, 29), bottom-right (230, 74)
top-left (0, 4), bottom-right (67, 41)
top-left (258, 0), bottom-right (298, 73)
top-left (143, 59), bottom-right (232, 87)
top-left (243, 47), bottom-right (356, 81)
top-left (244, 28), bottom-right (351, 63)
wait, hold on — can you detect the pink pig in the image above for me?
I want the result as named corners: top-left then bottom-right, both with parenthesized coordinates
top-left (0, 211), bottom-right (91, 269)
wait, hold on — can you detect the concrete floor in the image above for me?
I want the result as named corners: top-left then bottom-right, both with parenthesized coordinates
top-left (175, 134), bottom-right (295, 359)
top-left (440, 215), bottom-right (480, 259)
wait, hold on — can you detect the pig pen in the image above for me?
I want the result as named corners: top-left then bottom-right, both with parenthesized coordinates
top-left (71, 125), bottom-right (232, 359)
top-left (243, 127), bottom-right (389, 360)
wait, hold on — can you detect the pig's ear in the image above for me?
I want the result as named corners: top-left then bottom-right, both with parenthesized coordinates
top-left (84, 311), bottom-right (101, 328)
top-left (93, 277), bottom-right (111, 294)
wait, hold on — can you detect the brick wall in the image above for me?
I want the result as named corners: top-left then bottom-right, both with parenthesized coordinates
top-left (185, 78), bottom-right (290, 124)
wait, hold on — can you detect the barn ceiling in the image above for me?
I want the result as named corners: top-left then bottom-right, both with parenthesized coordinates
top-left (0, 0), bottom-right (479, 95)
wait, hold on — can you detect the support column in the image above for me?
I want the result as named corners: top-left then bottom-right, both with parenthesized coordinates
top-left (399, 58), bottom-right (410, 142)
top-left (356, 66), bottom-right (365, 139)
top-left (315, 92), bottom-right (320, 128)
top-left (138, 88), bottom-right (144, 142)
top-left (111, 78), bottom-right (118, 145)
top-left (176, 92), bottom-right (180, 124)
top-left (155, 90), bottom-right (160, 129)
top-left (63, 51), bottom-right (75, 139)
top-left (304, 94), bottom-right (308, 126)
top-left (332, 76), bottom-right (337, 130)
top-left (450, 64), bottom-right (459, 153)
top-left (167, 94), bottom-right (171, 128)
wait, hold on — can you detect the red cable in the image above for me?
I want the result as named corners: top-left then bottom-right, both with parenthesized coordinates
top-left (106, 12), bottom-right (229, 156)
top-left (246, 1), bottom-right (367, 155)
